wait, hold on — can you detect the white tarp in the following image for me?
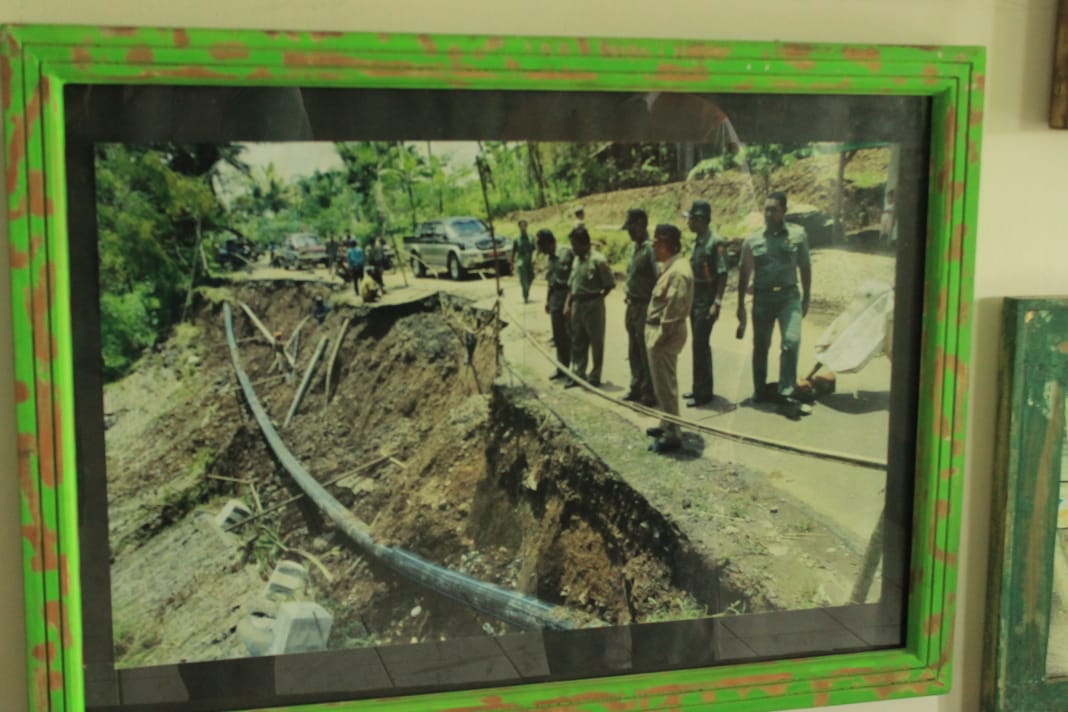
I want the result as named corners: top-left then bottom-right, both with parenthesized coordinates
top-left (814, 280), bottom-right (894, 374)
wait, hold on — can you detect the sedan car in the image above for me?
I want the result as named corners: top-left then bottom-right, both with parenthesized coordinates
top-left (273, 232), bottom-right (329, 269)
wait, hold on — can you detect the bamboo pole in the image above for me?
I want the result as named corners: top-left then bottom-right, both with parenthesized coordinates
top-left (324, 317), bottom-right (352, 406)
top-left (284, 335), bottom-right (329, 428)
top-left (249, 482), bottom-right (264, 514)
top-left (237, 301), bottom-right (276, 345)
top-left (238, 301), bottom-right (297, 370)
top-left (207, 474), bottom-right (250, 484)
top-left (223, 454), bottom-right (393, 531)
top-left (286, 315), bottom-right (311, 359)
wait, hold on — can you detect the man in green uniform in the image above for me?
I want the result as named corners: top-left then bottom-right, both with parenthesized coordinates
top-left (645, 224), bottom-right (694, 453)
top-left (621, 208), bottom-right (657, 406)
top-left (511, 219), bottom-right (536, 303)
top-left (564, 225), bottom-right (614, 388)
top-left (683, 199), bottom-right (728, 408)
top-left (537, 229), bottom-right (573, 379)
top-left (366, 237), bottom-right (387, 294)
top-left (736, 191), bottom-right (812, 419)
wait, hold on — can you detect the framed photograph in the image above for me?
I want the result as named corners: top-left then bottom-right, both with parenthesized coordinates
top-left (2, 26), bottom-right (984, 712)
top-left (983, 298), bottom-right (1068, 711)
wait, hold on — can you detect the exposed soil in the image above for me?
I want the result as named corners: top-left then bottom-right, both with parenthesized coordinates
top-left (104, 285), bottom-right (715, 666)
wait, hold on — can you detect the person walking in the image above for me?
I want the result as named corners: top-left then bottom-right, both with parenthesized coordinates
top-left (511, 219), bottom-right (536, 303)
top-left (563, 225), bottom-right (614, 388)
top-left (736, 190), bottom-right (812, 419)
top-left (645, 224), bottom-right (694, 453)
top-left (683, 199), bottom-right (728, 408)
top-left (621, 208), bottom-right (658, 406)
top-left (346, 238), bottom-right (365, 295)
top-left (537, 229), bottom-right (573, 379)
top-left (366, 237), bottom-right (387, 294)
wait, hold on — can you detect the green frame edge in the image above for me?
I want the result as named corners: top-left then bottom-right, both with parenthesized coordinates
top-left (0, 24), bottom-right (985, 712)
top-left (982, 298), bottom-right (1068, 711)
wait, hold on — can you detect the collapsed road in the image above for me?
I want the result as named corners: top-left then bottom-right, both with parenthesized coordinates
top-left (105, 281), bottom-right (874, 668)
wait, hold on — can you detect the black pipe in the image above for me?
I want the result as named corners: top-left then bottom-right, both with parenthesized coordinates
top-left (223, 302), bottom-right (585, 631)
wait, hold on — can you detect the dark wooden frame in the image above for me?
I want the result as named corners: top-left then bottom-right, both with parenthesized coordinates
top-left (1051, 0), bottom-right (1068, 127)
top-left (983, 298), bottom-right (1068, 710)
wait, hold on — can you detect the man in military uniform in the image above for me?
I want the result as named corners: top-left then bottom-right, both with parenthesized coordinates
top-left (736, 191), bottom-right (812, 419)
top-left (563, 225), bottom-right (614, 388)
top-left (366, 237), bottom-right (387, 294)
top-left (537, 229), bottom-right (573, 379)
top-left (511, 219), bottom-right (536, 303)
top-left (645, 224), bottom-right (694, 453)
top-left (683, 199), bottom-right (728, 407)
top-left (621, 208), bottom-right (657, 406)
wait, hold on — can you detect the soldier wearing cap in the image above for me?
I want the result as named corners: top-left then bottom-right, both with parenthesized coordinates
top-left (537, 228), bottom-right (573, 379)
top-left (511, 219), bottom-right (536, 303)
top-left (736, 191), bottom-right (812, 418)
top-left (683, 199), bottom-right (728, 407)
top-left (563, 225), bottom-right (614, 388)
top-left (644, 224), bottom-right (694, 453)
top-left (621, 208), bottom-right (657, 405)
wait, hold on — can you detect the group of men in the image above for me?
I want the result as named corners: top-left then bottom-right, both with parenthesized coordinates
top-left (344, 235), bottom-right (388, 301)
top-left (522, 192), bottom-right (812, 455)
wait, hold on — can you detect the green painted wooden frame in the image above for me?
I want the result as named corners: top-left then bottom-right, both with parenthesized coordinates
top-left (0, 25), bottom-right (983, 712)
top-left (983, 298), bottom-right (1068, 711)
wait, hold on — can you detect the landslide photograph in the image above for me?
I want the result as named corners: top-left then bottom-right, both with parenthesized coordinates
top-left (69, 86), bottom-right (931, 709)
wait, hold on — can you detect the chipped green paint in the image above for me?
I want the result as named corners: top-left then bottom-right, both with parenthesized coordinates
top-left (983, 299), bottom-right (1068, 710)
top-left (0, 25), bottom-right (983, 712)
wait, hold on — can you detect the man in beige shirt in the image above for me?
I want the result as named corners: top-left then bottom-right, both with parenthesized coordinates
top-left (644, 224), bottom-right (695, 453)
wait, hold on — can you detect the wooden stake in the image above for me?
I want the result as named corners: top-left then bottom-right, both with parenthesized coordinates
top-left (238, 301), bottom-right (276, 345)
top-left (250, 373), bottom-right (288, 389)
top-left (249, 482), bottom-right (264, 514)
top-left (223, 454), bottom-right (393, 532)
top-left (207, 474), bottom-right (250, 484)
top-left (291, 548), bottom-right (334, 583)
top-left (238, 301), bottom-right (297, 370)
top-left (324, 317), bottom-right (352, 406)
top-left (284, 335), bottom-right (329, 428)
top-left (286, 315), bottom-right (311, 359)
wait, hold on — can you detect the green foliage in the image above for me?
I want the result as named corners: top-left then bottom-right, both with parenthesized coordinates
top-left (687, 152), bottom-right (744, 181)
top-left (742, 143), bottom-right (814, 194)
top-left (95, 143), bottom-right (236, 381)
top-left (642, 594), bottom-right (709, 623)
top-left (481, 142), bottom-right (542, 215)
top-left (99, 283), bottom-right (159, 380)
top-left (541, 142), bottom-right (677, 198)
top-left (252, 522), bottom-right (287, 579)
top-left (598, 232), bottom-right (633, 268)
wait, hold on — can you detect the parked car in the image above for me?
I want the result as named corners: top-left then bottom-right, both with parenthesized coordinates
top-left (272, 232), bottom-right (329, 269)
top-left (404, 217), bottom-right (512, 280)
top-left (217, 236), bottom-right (260, 271)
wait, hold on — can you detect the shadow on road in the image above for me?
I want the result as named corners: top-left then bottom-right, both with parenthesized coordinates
top-left (818, 390), bottom-right (890, 415)
top-left (654, 432), bottom-right (706, 461)
top-left (685, 395), bottom-right (737, 415)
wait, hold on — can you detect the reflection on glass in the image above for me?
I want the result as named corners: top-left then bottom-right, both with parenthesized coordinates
top-left (98, 137), bottom-right (898, 662)
top-left (1047, 398), bottom-right (1068, 677)
top-left (69, 88), bottom-right (929, 708)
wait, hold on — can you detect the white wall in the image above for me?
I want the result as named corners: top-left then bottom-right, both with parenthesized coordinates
top-left (0, 1), bottom-right (1062, 710)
